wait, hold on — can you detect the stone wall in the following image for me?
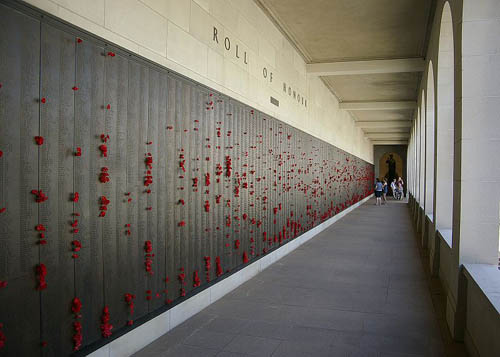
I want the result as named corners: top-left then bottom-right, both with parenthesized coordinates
top-left (22, 0), bottom-right (373, 163)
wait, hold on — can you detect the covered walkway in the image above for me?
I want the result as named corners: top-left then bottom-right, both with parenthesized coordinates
top-left (134, 199), bottom-right (456, 357)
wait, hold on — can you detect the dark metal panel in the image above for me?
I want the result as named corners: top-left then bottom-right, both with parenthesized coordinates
top-left (232, 103), bottom-right (242, 269)
top-left (0, 3), bottom-right (375, 354)
top-left (134, 63), bottom-right (149, 317)
top-left (0, 4), bottom-right (41, 356)
top-left (124, 60), bottom-right (143, 322)
top-left (155, 72), bottom-right (168, 307)
top-left (165, 75), bottom-right (176, 304)
top-left (38, 22), bottom-right (76, 356)
top-left (222, 100), bottom-right (233, 272)
top-left (174, 78), bottom-right (187, 299)
top-left (190, 87), bottom-right (203, 290)
top-left (102, 50), bottom-right (130, 330)
top-left (146, 69), bottom-right (160, 310)
top-left (200, 88), bottom-right (214, 284)
top-left (240, 106), bottom-right (249, 263)
top-left (186, 85), bottom-right (196, 293)
top-left (113, 51), bottom-right (130, 326)
top-left (212, 94), bottom-right (224, 278)
top-left (73, 37), bottom-right (105, 345)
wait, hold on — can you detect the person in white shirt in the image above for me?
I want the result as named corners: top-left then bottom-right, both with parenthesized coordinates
top-left (391, 179), bottom-right (397, 199)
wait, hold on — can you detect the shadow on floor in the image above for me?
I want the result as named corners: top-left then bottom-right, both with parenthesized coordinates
top-left (133, 198), bottom-right (468, 357)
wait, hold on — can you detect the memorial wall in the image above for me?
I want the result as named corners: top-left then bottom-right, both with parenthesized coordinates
top-left (0, 1), bottom-right (374, 356)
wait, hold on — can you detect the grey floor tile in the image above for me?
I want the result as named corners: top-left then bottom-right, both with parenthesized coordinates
top-left (223, 335), bottom-right (282, 356)
top-left (216, 351), bottom-right (252, 357)
top-left (271, 340), bottom-right (332, 356)
top-left (241, 320), bottom-right (293, 340)
top-left (204, 317), bottom-right (250, 334)
top-left (133, 200), bottom-right (451, 357)
top-left (360, 333), bottom-right (428, 355)
top-left (183, 329), bottom-right (237, 349)
top-left (284, 325), bottom-right (339, 344)
top-left (163, 344), bottom-right (219, 357)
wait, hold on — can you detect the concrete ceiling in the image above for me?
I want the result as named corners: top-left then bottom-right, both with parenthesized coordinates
top-left (255, 0), bottom-right (434, 144)
top-left (324, 72), bottom-right (421, 102)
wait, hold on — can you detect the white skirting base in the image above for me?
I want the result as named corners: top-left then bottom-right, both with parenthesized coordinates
top-left (87, 194), bottom-right (373, 357)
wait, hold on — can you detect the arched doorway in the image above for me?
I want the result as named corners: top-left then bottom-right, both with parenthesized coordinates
top-left (425, 62), bottom-right (435, 217)
top-left (379, 152), bottom-right (403, 194)
top-left (436, 1), bottom-right (454, 232)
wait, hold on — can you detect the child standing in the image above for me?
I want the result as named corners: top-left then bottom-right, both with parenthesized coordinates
top-left (374, 178), bottom-right (383, 206)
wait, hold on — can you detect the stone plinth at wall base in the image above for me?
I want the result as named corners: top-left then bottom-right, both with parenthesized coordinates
top-left (86, 194), bottom-right (373, 357)
top-left (463, 264), bottom-right (500, 357)
top-left (426, 215), bottom-right (439, 276)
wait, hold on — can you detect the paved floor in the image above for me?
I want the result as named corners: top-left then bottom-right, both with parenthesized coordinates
top-left (134, 198), bottom-right (447, 357)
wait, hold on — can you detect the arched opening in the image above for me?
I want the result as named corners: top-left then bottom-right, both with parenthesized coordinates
top-left (425, 63), bottom-right (435, 217)
top-left (420, 90), bottom-right (426, 209)
top-left (416, 107), bottom-right (421, 203)
top-left (435, 2), bottom-right (454, 233)
top-left (379, 152), bottom-right (404, 195)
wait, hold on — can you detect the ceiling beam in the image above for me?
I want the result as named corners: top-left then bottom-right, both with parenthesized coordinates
top-left (366, 133), bottom-right (410, 140)
top-left (356, 121), bottom-right (413, 128)
top-left (371, 140), bottom-right (408, 145)
top-left (306, 58), bottom-right (425, 76)
top-left (340, 101), bottom-right (417, 111)
top-left (363, 127), bottom-right (410, 133)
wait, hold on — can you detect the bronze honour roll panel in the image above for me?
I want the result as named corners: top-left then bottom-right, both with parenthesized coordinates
top-left (0, 1), bottom-right (374, 356)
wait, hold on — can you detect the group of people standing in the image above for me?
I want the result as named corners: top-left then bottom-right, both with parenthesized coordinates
top-left (374, 177), bottom-right (404, 205)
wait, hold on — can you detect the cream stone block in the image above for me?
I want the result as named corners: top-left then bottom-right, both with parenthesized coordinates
top-left (237, 15), bottom-right (259, 52)
top-left (459, 221), bottom-right (499, 264)
top-left (210, 0), bottom-right (239, 34)
top-left (140, 0), bottom-right (167, 17)
top-left (170, 288), bottom-right (211, 329)
top-left (463, 0), bottom-right (500, 21)
top-left (207, 48), bottom-right (224, 84)
top-left (190, 2), bottom-right (224, 54)
top-left (463, 20), bottom-right (500, 56)
top-left (462, 96), bottom-right (500, 141)
top-left (210, 274), bottom-right (239, 303)
top-left (137, 45), bottom-right (170, 68)
top-left (231, 0), bottom-right (261, 25)
top-left (105, 0), bottom-right (167, 56)
top-left (461, 138), bottom-right (500, 181)
top-left (51, 0), bottom-right (104, 25)
top-left (248, 75), bottom-right (263, 104)
top-left (460, 180), bottom-right (499, 222)
top-left (108, 311), bottom-right (170, 357)
top-left (57, 6), bottom-right (140, 54)
top-left (463, 54), bottom-right (500, 98)
top-left (223, 59), bottom-right (247, 96)
top-left (141, 0), bottom-right (191, 31)
top-left (275, 54), bottom-right (293, 80)
top-left (166, 0), bottom-right (191, 31)
top-left (167, 22), bottom-right (208, 76)
top-left (87, 345), bottom-right (110, 357)
top-left (237, 261), bottom-right (260, 283)
top-left (255, 11), bottom-right (283, 50)
top-left (221, 29), bottom-right (250, 72)
top-left (258, 37), bottom-right (276, 68)
top-left (248, 49), bottom-right (262, 81)
top-left (281, 38), bottom-right (294, 63)
top-left (293, 49), bottom-right (306, 75)
top-left (193, 0), bottom-right (209, 12)
top-left (23, 0), bottom-right (59, 15)
top-left (259, 251), bottom-right (276, 271)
